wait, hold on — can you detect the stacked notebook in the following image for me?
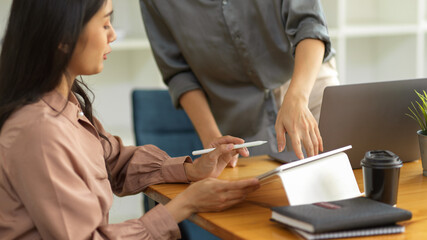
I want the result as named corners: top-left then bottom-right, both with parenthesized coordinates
top-left (271, 197), bottom-right (412, 240)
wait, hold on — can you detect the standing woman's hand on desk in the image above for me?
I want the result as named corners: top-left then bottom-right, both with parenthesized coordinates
top-left (184, 135), bottom-right (249, 181)
top-left (276, 94), bottom-right (322, 158)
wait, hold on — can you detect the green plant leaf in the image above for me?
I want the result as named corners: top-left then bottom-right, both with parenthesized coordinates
top-left (408, 104), bottom-right (425, 130)
top-left (415, 101), bottom-right (427, 128)
top-left (406, 89), bottom-right (427, 131)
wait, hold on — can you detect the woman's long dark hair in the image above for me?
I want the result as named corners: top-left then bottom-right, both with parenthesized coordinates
top-left (0, 0), bottom-right (113, 178)
top-left (0, 0), bottom-right (105, 128)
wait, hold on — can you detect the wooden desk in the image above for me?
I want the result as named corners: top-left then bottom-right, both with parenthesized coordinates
top-left (145, 156), bottom-right (427, 239)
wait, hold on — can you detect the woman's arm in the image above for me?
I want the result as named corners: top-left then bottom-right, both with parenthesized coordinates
top-left (179, 89), bottom-right (221, 148)
top-left (180, 90), bottom-right (250, 167)
top-left (6, 121), bottom-right (180, 239)
top-left (277, 0), bottom-right (332, 158)
top-left (275, 39), bottom-right (325, 159)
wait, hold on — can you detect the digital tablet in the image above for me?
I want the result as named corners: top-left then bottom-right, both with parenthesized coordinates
top-left (257, 145), bottom-right (352, 181)
top-left (268, 150), bottom-right (306, 164)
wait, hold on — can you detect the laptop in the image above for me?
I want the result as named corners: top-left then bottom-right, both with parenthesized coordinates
top-left (318, 78), bottom-right (427, 169)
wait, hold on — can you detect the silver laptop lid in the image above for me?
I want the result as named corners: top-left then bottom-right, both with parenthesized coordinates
top-left (319, 78), bottom-right (427, 169)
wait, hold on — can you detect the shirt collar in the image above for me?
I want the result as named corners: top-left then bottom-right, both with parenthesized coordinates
top-left (41, 90), bottom-right (85, 126)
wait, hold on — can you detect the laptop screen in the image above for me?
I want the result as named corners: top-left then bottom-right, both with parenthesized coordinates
top-left (319, 78), bottom-right (426, 169)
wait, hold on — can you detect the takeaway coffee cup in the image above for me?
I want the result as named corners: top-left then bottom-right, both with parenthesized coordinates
top-left (360, 150), bottom-right (402, 206)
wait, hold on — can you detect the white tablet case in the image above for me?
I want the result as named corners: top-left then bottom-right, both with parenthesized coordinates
top-left (258, 146), bottom-right (362, 206)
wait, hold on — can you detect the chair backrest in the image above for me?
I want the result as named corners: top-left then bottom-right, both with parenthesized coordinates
top-left (132, 89), bottom-right (202, 157)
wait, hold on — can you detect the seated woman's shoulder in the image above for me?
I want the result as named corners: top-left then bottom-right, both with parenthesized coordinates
top-left (0, 101), bottom-right (69, 149)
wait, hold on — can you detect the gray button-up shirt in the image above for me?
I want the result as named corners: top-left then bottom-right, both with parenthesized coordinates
top-left (140, 0), bottom-right (333, 154)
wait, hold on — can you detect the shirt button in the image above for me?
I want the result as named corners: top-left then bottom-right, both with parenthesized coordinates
top-left (264, 89), bottom-right (270, 99)
top-left (222, 0), bottom-right (228, 5)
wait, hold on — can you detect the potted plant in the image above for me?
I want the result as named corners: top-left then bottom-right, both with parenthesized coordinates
top-left (406, 90), bottom-right (427, 176)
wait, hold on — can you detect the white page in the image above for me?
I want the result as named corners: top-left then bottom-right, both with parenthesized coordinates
top-left (279, 152), bottom-right (362, 206)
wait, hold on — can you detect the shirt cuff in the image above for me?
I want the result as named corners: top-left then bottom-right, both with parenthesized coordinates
top-left (292, 22), bottom-right (332, 61)
top-left (162, 156), bottom-right (192, 183)
top-left (167, 71), bottom-right (202, 108)
top-left (139, 204), bottom-right (181, 239)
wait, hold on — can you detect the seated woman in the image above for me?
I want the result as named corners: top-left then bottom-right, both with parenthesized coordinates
top-left (0, 0), bottom-right (260, 239)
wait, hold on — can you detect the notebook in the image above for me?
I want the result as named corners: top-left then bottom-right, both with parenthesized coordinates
top-left (292, 225), bottom-right (405, 240)
top-left (270, 197), bottom-right (412, 234)
top-left (318, 78), bottom-right (427, 169)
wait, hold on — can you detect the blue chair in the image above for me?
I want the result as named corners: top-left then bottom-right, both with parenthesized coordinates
top-left (131, 89), bottom-right (219, 240)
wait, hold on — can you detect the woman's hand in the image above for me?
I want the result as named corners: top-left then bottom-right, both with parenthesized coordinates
top-left (208, 135), bottom-right (249, 168)
top-left (165, 178), bottom-right (260, 222)
top-left (275, 93), bottom-right (323, 159)
top-left (185, 136), bottom-right (249, 181)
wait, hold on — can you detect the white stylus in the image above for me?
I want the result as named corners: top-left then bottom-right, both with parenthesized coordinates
top-left (192, 140), bottom-right (268, 155)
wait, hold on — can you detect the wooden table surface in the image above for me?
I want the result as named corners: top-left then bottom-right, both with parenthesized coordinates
top-left (145, 155), bottom-right (427, 239)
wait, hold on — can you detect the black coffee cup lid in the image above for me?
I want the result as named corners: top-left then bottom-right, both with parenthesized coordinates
top-left (360, 150), bottom-right (403, 169)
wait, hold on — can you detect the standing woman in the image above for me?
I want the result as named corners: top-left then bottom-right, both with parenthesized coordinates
top-left (0, 0), bottom-right (259, 239)
top-left (140, 1), bottom-right (339, 163)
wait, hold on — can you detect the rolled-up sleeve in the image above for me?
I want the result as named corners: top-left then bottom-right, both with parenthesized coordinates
top-left (166, 71), bottom-right (201, 109)
top-left (140, 0), bottom-right (202, 108)
top-left (283, 0), bottom-right (332, 61)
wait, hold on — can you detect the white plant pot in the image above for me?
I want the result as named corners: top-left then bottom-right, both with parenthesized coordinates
top-left (417, 130), bottom-right (427, 176)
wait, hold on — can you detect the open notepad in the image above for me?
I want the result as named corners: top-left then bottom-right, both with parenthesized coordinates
top-left (257, 145), bottom-right (362, 206)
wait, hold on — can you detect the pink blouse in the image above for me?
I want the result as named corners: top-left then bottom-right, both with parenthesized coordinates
top-left (0, 90), bottom-right (191, 239)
